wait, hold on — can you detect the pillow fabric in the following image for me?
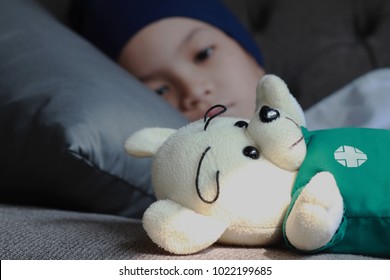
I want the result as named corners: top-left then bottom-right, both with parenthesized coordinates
top-left (0, 0), bottom-right (187, 218)
top-left (305, 68), bottom-right (390, 130)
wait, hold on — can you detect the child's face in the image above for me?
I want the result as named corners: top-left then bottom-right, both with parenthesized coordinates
top-left (118, 17), bottom-right (265, 121)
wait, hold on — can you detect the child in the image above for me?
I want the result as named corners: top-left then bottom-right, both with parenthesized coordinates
top-left (70, 0), bottom-right (265, 121)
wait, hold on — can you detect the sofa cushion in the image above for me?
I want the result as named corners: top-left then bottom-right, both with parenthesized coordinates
top-left (223, 0), bottom-right (390, 109)
top-left (0, 203), bottom-right (380, 259)
top-left (0, 0), bottom-right (187, 218)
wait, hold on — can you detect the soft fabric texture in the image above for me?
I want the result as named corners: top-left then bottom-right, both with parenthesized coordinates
top-left (285, 127), bottom-right (390, 257)
top-left (125, 75), bottom-right (390, 257)
top-left (69, 0), bottom-right (263, 65)
top-left (126, 108), bottom-right (296, 254)
top-left (223, 0), bottom-right (390, 109)
top-left (305, 68), bottom-right (390, 130)
top-left (1, 203), bottom-right (379, 260)
top-left (248, 75), bottom-right (389, 257)
top-left (1, 0), bottom-right (390, 260)
top-left (0, 0), bottom-right (187, 218)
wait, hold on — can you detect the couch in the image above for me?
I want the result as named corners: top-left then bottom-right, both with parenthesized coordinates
top-left (1, 0), bottom-right (389, 259)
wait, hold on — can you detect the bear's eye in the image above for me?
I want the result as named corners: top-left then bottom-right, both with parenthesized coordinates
top-left (243, 146), bottom-right (260, 159)
top-left (234, 121), bottom-right (248, 128)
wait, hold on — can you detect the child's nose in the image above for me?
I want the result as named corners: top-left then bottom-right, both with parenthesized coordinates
top-left (182, 78), bottom-right (214, 110)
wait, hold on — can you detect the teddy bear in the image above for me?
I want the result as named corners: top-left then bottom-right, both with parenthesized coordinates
top-left (125, 74), bottom-right (390, 257)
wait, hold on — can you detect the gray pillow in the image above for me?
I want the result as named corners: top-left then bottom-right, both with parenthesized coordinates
top-left (0, 0), bottom-right (187, 218)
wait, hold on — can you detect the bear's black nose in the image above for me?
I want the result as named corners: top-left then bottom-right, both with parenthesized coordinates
top-left (259, 106), bottom-right (280, 123)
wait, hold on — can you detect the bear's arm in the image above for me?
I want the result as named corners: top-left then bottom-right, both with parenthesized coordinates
top-left (283, 171), bottom-right (344, 252)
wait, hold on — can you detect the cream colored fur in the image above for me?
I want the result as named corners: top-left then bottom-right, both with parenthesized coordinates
top-left (125, 75), bottom-right (343, 255)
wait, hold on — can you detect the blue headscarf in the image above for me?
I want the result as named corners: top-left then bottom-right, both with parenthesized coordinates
top-left (70, 0), bottom-right (263, 66)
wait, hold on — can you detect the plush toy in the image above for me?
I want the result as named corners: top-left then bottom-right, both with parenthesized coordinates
top-left (125, 75), bottom-right (390, 257)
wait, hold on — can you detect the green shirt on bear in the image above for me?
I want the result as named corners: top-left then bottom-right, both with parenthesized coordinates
top-left (283, 127), bottom-right (390, 257)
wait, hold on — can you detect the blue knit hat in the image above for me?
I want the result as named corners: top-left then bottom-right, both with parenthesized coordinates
top-left (70, 0), bottom-right (263, 66)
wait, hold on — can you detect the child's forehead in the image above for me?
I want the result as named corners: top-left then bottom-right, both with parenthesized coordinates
top-left (119, 18), bottom-right (225, 77)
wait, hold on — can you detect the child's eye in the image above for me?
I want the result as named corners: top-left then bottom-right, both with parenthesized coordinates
top-left (194, 47), bottom-right (214, 63)
top-left (155, 85), bottom-right (169, 96)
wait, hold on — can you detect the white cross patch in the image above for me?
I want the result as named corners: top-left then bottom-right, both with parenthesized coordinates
top-left (334, 145), bottom-right (368, 168)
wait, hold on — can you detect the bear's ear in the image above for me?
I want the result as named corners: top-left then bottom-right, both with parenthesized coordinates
top-left (256, 74), bottom-right (306, 127)
top-left (125, 128), bottom-right (177, 157)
